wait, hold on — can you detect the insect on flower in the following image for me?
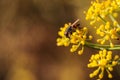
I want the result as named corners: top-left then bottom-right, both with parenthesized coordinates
top-left (64, 19), bottom-right (80, 38)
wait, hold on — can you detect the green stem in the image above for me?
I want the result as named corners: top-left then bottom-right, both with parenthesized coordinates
top-left (109, 14), bottom-right (120, 34)
top-left (109, 14), bottom-right (120, 28)
top-left (98, 15), bottom-right (107, 24)
top-left (85, 41), bottom-right (120, 50)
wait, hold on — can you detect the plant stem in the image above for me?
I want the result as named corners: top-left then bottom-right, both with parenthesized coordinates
top-left (85, 41), bottom-right (120, 50)
top-left (109, 14), bottom-right (120, 28)
top-left (98, 15), bottom-right (107, 24)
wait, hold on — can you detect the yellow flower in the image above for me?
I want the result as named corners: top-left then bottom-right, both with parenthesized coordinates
top-left (57, 23), bottom-right (71, 46)
top-left (85, 0), bottom-right (120, 24)
top-left (96, 22), bottom-right (119, 47)
top-left (88, 49), bottom-right (119, 80)
top-left (85, 0), bottom-right (120, 47)
top-left (57, 23), bottom-right (92, 55)
top-left (70, 27), bottom-right (88, 55)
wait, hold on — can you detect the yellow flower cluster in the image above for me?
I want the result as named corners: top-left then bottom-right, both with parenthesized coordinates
top-left (70, 27), bottom-right (89, 55)
top-left (85, 0), bottom-right (120, 24)
top-left (57, 23), bottom-right (92, 55)
top-left (96, 22), bottom-right (120, 47)
top-left (57, 23), bottom-right (71, 46)
top-left (88, 49), bottom-right (119, 80)
top-left (85, 0), bottom-right (120, 47)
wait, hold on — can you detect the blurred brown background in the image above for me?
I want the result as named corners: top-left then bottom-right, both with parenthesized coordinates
top-left (0, 0), bottom-right (119, 80)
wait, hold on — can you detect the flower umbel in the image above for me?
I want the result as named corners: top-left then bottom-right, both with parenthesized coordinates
top-left (85, 0), bottom-right (120, 25)
top-left (88, 49), bottom-right (119, 79)
top-left (96, 22), bottom-right (120, 47)
top-left (70, 27), bottom-right (89, 55)
top-left (57, 23), bottom-right (71, 46)
top-left (85, 0), bottom-right (120, 47)
top-left (56, 22), bottom-right (92, 55)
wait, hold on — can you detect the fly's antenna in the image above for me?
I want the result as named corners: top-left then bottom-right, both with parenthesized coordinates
top-left (71, 19), bottom-right (80, 27)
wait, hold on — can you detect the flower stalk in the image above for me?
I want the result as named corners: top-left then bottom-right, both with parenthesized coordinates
top-left (109, 14), bottom-right (120, 28)
top-left (85, 41), bottom-right (120, 50)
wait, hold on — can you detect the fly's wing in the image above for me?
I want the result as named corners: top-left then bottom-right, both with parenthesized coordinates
top-left (73, 24), bottom-right (80, 28)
